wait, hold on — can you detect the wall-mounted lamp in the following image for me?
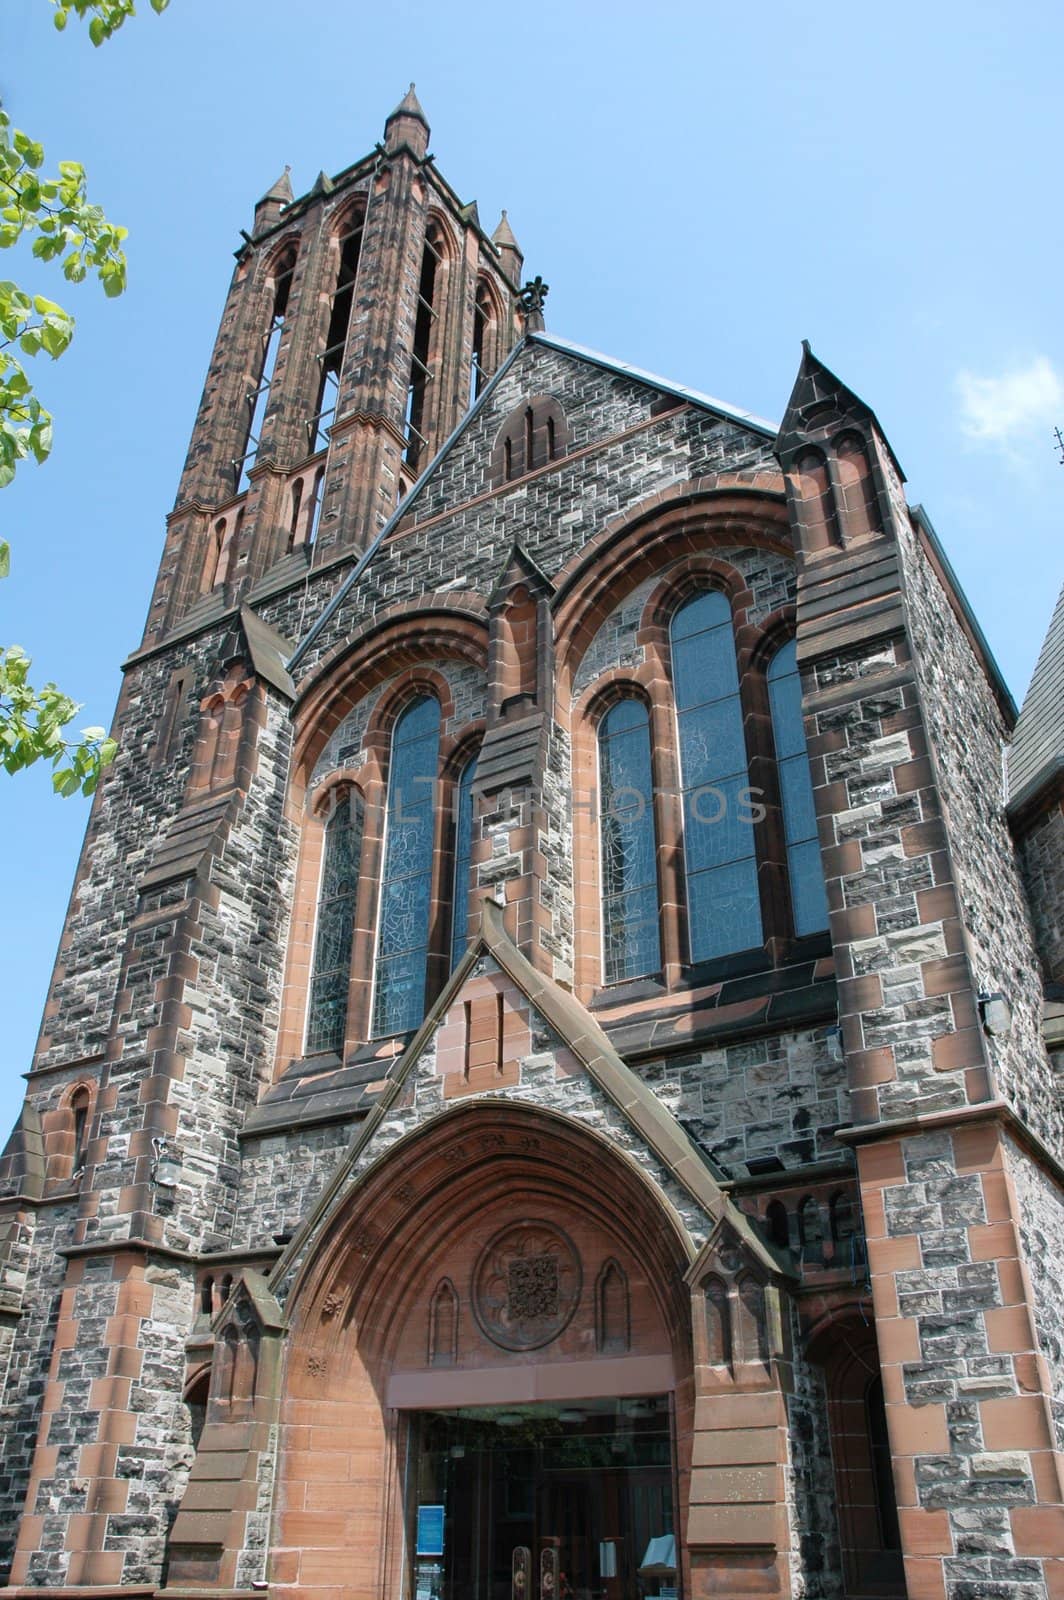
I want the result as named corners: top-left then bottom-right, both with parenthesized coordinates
top-left (978, 992), bottom-right (1012, 1038)
top-left (825, 1024), bottom-right (845, 1063)
top-left (151, 1136), bottom-right (182, 1190)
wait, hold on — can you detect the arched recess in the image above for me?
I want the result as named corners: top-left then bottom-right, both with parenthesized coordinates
top-left (279, 1101), bottom-right (698, 1600)
top-left (280, 614), bottom-right (489, 1066)
top-left (805, 1313), bottom-right (904, 1599)
top-left (553, 485), bottom-right (792, 710)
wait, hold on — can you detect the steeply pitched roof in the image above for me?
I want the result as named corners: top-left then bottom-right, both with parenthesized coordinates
top-left (531, 332), bottom-right (778, 438)
top-left (1008, 578), bottom-right (1064, 811)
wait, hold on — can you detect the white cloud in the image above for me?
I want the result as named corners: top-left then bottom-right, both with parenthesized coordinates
top-left (956, 356), bottom-right (1064, 447)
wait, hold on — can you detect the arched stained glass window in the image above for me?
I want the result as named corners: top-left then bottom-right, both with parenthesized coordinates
top-left (598, 699), bottom-right (661, 983)
top-left (671, 591), bottom-right (762, 962)
top-left (450, 755), bottom-right (478, 970)
top-left (767, 639), bottom-right (829, 936)
top-left (373, 696), bottom-right (441, 1035)
top-left (306, 792), bottom-right (363, 1055)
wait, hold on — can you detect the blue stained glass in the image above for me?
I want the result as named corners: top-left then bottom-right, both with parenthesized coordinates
top-left (778, 756), bottom-right (818, 846)
top-left (683, 775), bottom-right (758, 873)
top-left (450, 757), bottom-right (477, 970)
top-left (767, 641), bottom-right (828, 936)
top-left (598, 700), bottom-right (661, 983)
top-left (373, 696), bottom-right (440, 1035)
top-left (672, 620), bottom-right (739, 713)
top-left (673, 698), bottom-right (748, 789)
top-left (687, 859), bottom-right (762, 963)
top-left (670, 588), bottom-right (731, 642)
top-left (306, 793), bottom-right (363, 1056)
top-left (788, 839), bottom-right (830, 937)
top-left (671, 592), bottom-right (762, 960)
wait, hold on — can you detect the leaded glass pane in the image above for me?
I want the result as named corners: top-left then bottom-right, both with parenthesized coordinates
top-left (306, 794), bottom-right (363, 1056)
top-left (598, 700), bottom-right (661, 983)
top-left (450, 757), bottom-right (478, 970)
top-left (672, 618), bottom-right (739, 712)
top-left (670, 588), bottom-right (731, 642)
top-left (673, 698), bottom-right (748, 789)
top-left (682, 775), bottom-right (758, 874)
top-left (788, 838), bottom-right (830, 937)
top-left (687, 859), bottom-right (762, 963)
top-left (373, 696), bottom-right (440, 1036)
top-left (671, 592), bottom-right (763, 960)
top-left (778, 755), bottom-right (818, 846)
top-left (767, 641), bottom-right (828, 935)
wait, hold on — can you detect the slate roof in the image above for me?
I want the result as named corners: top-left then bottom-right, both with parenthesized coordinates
top-left (1008, 579), bottom-right (1064, 810)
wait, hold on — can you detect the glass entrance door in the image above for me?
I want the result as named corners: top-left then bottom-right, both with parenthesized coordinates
top-left (408, 1396), bottom-right (677, 1600)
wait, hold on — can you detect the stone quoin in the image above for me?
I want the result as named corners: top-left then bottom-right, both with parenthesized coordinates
top-left (1, 87), bottom-right (1062, 1600)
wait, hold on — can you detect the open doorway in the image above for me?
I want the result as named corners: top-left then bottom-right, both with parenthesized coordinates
top-left (407, 1396), bottom-right (677, 1600)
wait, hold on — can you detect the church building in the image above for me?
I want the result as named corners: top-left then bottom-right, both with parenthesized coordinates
top-left (1, 87), bottom-right (1062, 1600)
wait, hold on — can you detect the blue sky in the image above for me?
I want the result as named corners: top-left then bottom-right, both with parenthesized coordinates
top-left (2, 0), bottom-right (1062, 1139)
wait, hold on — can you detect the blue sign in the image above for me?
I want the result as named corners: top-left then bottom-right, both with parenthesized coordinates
top-left (416, 1504), bottom-right (445, 1557)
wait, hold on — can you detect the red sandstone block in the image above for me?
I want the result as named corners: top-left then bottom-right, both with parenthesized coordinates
top-left (1011, 1506), bottom-right (1064, 1557)
top-left (981, 1396), bottom-right (1055, 1451)
top-left (902, 1556), bottom-right (947, 1600)
top-left (867, 1235), bottom-right (922, 1274)
top-left (969, 1221), bottom-right (1020, 1261)
top-left (985, 1304), bottom-right (1035, 1354)
top-left (876, 1318), bottom-right (921, 1364)
top-left (886, 1402), bottom-right (949, 1454)
top-left (859, 1141), bottom-right (907, 1188)
top-left (897, 1507), bottom-right (953, 1556)
top-left (952, 1123), bottom-right (1002, 1172)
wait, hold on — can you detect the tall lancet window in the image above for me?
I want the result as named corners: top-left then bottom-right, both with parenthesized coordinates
top-left (671, 591), bottom-right (762, 962)
top-left (767, 639), bottom-right (828, 935)
top-left (238, 248), bottom-right (295, 491)
top-left (306, 791), bottom-right (363, 1055)
top-left (450, 755), bottom-right (478, 970)
top-left (598, 699), bottom-right (661, 983)
top-left (310, 219), bottom-right (364, 453)
top-left (404, 224), bottom-right (443, 471)
top-left (373, 696), bottom-right (441, 1035)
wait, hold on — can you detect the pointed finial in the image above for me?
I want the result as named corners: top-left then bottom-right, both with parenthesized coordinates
top-left (493, 209), bottom-right (520, 251)
top-left (253, 165), bottom-right (294, 234)
top-left (493, 209), bottom-right (524, 285)
top-left (385, 83), bottom-right (430, 156)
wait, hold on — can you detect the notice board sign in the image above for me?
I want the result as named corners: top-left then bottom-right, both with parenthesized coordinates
top-left (416, 1504), bottom-right (445, 1558)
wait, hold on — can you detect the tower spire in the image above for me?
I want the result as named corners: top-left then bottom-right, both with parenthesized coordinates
top-left (384, 83), bottom-right (430, 157)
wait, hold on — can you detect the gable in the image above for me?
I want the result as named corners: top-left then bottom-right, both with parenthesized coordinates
top-left (289, 338), bottom-right (780, 688)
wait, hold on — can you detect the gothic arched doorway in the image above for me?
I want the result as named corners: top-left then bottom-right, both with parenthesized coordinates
top-left (278, 1102), bottom-right (697, 1600)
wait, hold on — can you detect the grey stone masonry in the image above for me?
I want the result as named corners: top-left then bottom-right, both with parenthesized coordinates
top-left (893, 491), bottom-right (1062, 1157)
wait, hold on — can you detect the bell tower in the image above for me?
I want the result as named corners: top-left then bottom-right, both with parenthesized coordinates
top-left (143, 87), bottom-right (525, 647)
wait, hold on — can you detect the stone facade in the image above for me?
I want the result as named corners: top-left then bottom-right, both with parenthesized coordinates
top-left (0, 93), bottom-right (1061, 1600)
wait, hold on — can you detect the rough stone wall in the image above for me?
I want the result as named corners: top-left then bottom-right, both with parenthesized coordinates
top-left (634, 1027), bottom-right (850, 1173)
top-left (868, 1122), bottom-right (1055, 1600)
top-left (1016, 802), bottom-right (1064, 987)
top-left (31, 649), bottom-right (203, 1075)
top-left (232, 1120), bottom-right (357, 1248)
top-left (1006, 1137), bottom-right (1064, 1453)
top-left (893, 497), bottom-right (1061, 1155)
top-left (18, 1252), bottom-right (197, 1588)
top-left (0, 1204), bottom-right (77, 1580)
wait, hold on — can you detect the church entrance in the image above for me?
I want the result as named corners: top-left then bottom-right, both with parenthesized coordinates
top-left (408, 1397), bottom-right (677, 1600)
